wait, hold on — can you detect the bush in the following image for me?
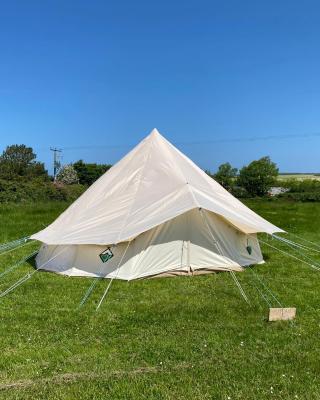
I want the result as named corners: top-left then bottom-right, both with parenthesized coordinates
top-left (279, 178), bottom-right (320, 193)
top-left (279, 192), bottom-right (320, 202)
top-left (275, 178), bottom-right (320, 202)
top-left (73, 160), bottom-right (111, 185)
top-left (230, 186), bottom-right (250, 198)
top-left (56, 164), bottom-right (79, 185)
top-left (0, 179), bottom-right (86, 203)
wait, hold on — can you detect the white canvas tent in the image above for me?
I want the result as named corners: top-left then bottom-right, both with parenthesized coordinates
top-left (31, 129), bottom-right (283, 280)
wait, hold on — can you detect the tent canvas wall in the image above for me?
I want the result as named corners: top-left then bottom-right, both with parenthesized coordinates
top-left (31, 129), bottom-right (283, 280)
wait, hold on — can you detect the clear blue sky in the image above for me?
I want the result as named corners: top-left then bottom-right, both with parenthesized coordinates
top-left (0, 0), bottom-right (320, 174)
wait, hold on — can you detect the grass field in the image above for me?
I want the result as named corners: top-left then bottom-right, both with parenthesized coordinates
top-left (1, 200), bottom-right (320, 399)
top-left (278, 174), bottom-right (320, 181)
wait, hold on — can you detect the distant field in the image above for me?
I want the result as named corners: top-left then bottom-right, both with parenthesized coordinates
top-left (1, 200), bottom-right (320, 399)
top-left (278, 173), bottom-right (320, 181)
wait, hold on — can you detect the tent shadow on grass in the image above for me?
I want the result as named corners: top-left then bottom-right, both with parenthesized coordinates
top-left (26, 254), bottom-right (37, 269)
top-left (261, 252), bottom-right (271, 261)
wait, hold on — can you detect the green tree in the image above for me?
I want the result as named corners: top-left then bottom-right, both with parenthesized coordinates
top-left (56, 164), bottom-right (79, 185)
top-left (238, 156), bottom-right (278, 196)
top-left (0, 144), bottom-right (48, 180)
top-left (214, 162), bottom-right (238, 190)
top-left (73, 160), bottom-right (112, 186)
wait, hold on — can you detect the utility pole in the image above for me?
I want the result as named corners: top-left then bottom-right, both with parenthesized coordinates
top-left (50, 147), bottom-right (62, 180)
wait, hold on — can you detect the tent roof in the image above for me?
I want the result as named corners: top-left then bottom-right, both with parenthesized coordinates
top-left (31, 128), bottom-right (283, 245)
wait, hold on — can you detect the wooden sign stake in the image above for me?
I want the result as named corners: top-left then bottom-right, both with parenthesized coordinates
top-left (269, 308), bottom-right (296, 321)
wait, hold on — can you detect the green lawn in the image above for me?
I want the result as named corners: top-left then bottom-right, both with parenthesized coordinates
top-left (0, 200), bottom-right (320, 399)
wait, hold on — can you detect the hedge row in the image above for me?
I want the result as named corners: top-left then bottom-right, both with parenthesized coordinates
top-left (0, 179), bottom-right (86, 203)
top-left (1, 178), bottom-right (320, 203)
top-left (278, 178), bottom-right (320, 192)
top-left (279, 192), bottom-right (320, 202)
top-left (276, 179), bottom-right (320, 202)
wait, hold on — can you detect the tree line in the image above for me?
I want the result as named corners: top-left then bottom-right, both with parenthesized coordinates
top-left (0, 145), bottom-right (111, 186)
top-left (2, 143), bottom-right (319, 202)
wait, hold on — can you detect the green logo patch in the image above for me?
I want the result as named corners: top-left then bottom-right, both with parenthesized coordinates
top-left (99, 247), bottom-right (114, 263)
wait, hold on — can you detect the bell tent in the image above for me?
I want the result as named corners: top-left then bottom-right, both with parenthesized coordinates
top-left (31, 129), bottom-right (283, 280)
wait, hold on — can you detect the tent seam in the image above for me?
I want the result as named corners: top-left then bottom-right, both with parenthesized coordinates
top-left (115, 138), bottom-right (154, 243)
top-left (165, 144), bottom-right (200, 208)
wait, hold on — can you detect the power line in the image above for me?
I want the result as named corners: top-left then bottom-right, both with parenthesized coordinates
top-left (55, 131), bottom-right (320, 151)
